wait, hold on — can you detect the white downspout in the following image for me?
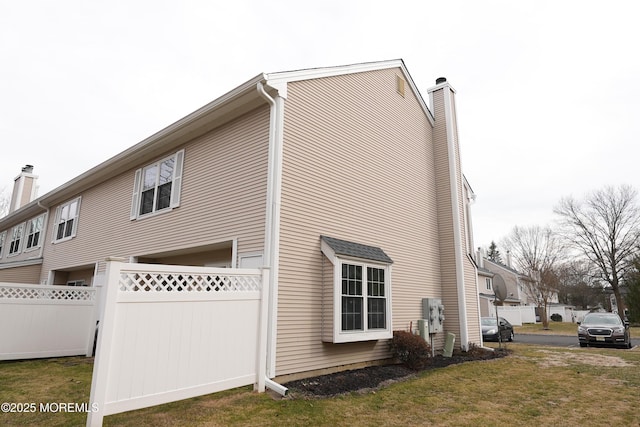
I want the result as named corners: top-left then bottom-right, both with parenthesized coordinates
top-left (36, 201), bottom-right (49, 260)
top-left (443, 85), bottom-right (469, 350)
top-left (257, 81), bottom-right (287, 396)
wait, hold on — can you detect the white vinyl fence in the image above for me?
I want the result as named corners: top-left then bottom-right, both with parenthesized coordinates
top-left (87, 259), bottom-right (269, 427)
top-left (0, 283), bottom-right (99, 361)
top-left (495, 305), bottom-right (537, 326)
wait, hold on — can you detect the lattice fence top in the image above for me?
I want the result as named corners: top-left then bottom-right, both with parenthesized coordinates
top-left (0, 285), bottom-right (96, 301)
top-left (119, 271), bottom-right (262, 292)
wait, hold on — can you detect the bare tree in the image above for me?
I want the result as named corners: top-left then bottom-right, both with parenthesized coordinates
top-left (554, 185), bottom-right (640, 317)
top-left (624, 257), bottom-right (640, 323)
top-left (555, 260), bottom-right (606, 310)
top-left (502, 225), bottom-right (565, 328)
top-left (0, 187), bottom-right (10, 218)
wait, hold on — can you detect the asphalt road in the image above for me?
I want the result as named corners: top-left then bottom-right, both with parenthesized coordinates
top-left (515, 333), bottom-right (640, 348)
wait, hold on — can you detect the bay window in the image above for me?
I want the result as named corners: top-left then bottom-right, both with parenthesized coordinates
top-left (321, 235), bottom-right (393, 343)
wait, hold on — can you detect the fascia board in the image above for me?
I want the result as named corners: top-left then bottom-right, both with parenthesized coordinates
top-left (264, 59), bottom-right (404, 85)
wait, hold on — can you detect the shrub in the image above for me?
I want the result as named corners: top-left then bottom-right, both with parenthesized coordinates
top-left (466, 341), bottom-right (484, 357)
top-left (390, 330), bottom-right (431, 370)
top-left (551, 313), bottom-right (563, 322)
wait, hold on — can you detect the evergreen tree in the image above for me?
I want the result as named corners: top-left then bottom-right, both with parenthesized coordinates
top-left (487, 241), bottom-right (502, 263)
top-left (625, 258), bottom-right (640, 323)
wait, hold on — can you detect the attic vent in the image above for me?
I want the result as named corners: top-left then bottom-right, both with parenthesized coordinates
top-left (396, 75), bottom-right (405, 97)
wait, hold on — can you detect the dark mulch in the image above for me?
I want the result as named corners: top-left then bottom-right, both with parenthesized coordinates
top-left (284, 347), bottom-right (509, 398)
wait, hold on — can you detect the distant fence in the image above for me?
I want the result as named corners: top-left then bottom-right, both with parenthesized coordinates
top-left (495, 305), bottom-right (579, 325)
top-left (0, 283), bottom-right (98, 360)
top-left (87, 260), bottom-right (269, 426)
top-left (496, 305), bottom-right (536, 326)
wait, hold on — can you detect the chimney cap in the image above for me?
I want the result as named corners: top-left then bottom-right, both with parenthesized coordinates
top-left (436, 77), bottom-right (447, 84)
top-left (22, 164), bottom-right (34, 173)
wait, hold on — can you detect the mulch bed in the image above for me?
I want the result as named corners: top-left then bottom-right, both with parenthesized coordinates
top-left (283, 347), bottom-right (509, 398)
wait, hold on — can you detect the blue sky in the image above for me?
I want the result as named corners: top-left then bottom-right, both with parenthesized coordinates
top-left (1, 0), bottom-right (639, 247)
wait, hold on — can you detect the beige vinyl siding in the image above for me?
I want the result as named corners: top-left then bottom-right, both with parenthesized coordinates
top-left (11, 179), bottom-right (20, 209)
top-left (430, 87), bottom-right (461, 339)
top-left (139, 247), bottom-right (232, 267)
top-left (52, 268), bottom-right (94, 286)
top-left (39, 106), bottom-right (269, 280)
top-left (321, 255), bottom-right (334, 343)
top-left (2, 213), bottom-right (48, 264)
top-left (464, 257), bottom-right (481, 343)
top-left (0, 263), bottom-right (42, 284)
top-left (449, 94), bottom-right (481, 344)
top-left (20, 177), bottom-right (35, 207)
top-left (277, 68), bottom-right (443, 376)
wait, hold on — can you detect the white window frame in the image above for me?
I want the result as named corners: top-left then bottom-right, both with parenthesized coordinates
top-left (53, 197), bottom-right (81, 243)
top-left (25, 214), bottom-right (45, 251)
top-left (8, 223), bottom-right (25, 256)
top-left (321, 240), bottom-right (393, 343)
top-left (131, 149), bottom-right (184, 220)
top-left (486, 277), bottom-right (492, 291)
top-left (0, 230), bottom-right (6, 259)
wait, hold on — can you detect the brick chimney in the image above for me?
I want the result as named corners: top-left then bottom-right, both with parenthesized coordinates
top-left (9, 165), bottom-right (38, 213)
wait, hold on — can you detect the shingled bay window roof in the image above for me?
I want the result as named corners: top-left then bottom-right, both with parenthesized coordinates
top-left (320, 236), bottom-right (393, 264)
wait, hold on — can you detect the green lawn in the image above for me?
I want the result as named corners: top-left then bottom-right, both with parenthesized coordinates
top-left (1, 342), bottom-right (639, 426)
top-left (515, 321), bottom-right (640, 338)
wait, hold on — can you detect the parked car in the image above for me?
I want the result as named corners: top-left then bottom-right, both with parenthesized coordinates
top-left (577, 312), bottom-right (631, 348)
top-left (481, 317), bottom-right (514, 342)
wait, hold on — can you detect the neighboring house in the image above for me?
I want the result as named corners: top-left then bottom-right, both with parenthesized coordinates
top-left (476, 251), bottom-right (535, 317)
top-left (0, 59), bottom-right (481, 382)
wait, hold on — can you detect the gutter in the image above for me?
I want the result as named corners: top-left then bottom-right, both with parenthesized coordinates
top-left (256, 81), bottom-right (288, 397)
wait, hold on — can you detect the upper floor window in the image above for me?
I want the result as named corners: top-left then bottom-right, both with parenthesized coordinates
top-left (0, 231), bottom-right (6, 258)
top-left (486, 277), bottom-right (492, 290)
top-left (25, 214), bottom-right (45, 250)
top-left (54, 197), bottom-right (81, 242)
top-left (9, 224), bottom-right (24, 255)
top-left (131, 150), bottom-right (184, 219)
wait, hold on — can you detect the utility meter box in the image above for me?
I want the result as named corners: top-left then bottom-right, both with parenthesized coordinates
top-left (422, 298), bottom-right (445, 334)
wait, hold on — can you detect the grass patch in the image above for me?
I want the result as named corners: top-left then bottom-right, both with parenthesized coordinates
top-left (516, 321), bottom-right (640, 338)
top-left (515, 322), bottom-right (578, 335)
top-left (2, 345), bottom-right (640, 426)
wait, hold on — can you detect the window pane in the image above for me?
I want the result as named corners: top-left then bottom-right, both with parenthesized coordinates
top-left (342, 264), bottom-right (362, 296)
top-left (64, 219), bottom-right (74, 238)
top-left (142, 165), bottom-right (158, 191)
top-left (342, 296), bottom-right (363, 331)
top-left (60, 205), bottom-right (69, 221)
top-left (156, 182), bottom-right (172, 210)
top-left (68, 201), bottom-right (78, 218)
top-left (367, 267), bottom-right (385, 297)
top-left (57, 223), bottom-right (65, 240)
top-left (368, 297), bottom-right (386, 329)
top-left (159, 158), bottom-right (174, 185)
top-left (139, 189), bottom-right (155, 215)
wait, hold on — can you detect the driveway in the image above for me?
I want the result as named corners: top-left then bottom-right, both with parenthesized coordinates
top-left (515, 333), bottom-right (640, 348)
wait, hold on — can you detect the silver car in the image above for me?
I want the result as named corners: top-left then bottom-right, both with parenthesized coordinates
top-left (577, 312), bottom-right (631, 348)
